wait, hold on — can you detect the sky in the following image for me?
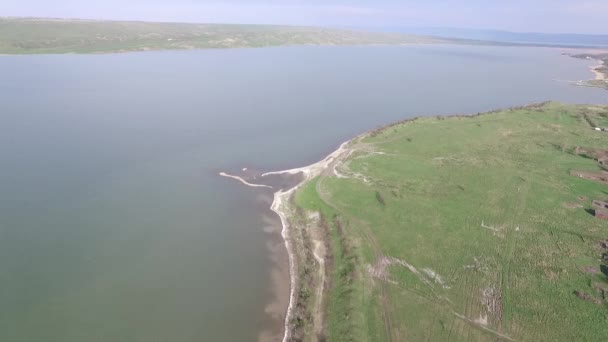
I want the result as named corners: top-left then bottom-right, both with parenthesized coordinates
top-left (3, 0), bottom-right (607, 34)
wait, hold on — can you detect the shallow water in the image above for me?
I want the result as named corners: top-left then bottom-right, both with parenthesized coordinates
top-left (0, 45), bottom-right (605, 341)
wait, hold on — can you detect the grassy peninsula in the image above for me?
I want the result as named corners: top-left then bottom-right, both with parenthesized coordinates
top-left (281, 103), bottom-right (608, 341)
top-left (0, 17), bottom-right (447, 54)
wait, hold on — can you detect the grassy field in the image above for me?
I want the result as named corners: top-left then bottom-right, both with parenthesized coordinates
top-left (0, 18), bottom-right (447, 54)
top-left (288, 103), bottom-right (608, 341)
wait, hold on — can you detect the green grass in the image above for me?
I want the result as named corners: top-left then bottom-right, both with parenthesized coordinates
top-left (296, 179), bottom-right (366, 341)
top-left (0, 18), bottom-right (447, 54)
top-left (294, 103), bottom-right (608, 341)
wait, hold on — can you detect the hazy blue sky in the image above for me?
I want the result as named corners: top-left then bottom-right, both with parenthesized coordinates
top-left (4, 0), bottom-right (606, 34)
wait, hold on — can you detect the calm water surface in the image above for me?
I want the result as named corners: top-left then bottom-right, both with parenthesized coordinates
top-left (0, 45), bottom-right (606, 341)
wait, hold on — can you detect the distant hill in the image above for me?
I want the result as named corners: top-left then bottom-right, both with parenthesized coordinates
top-left (3, 18), bottom-right (603, 55)
top-left (0, 18), bottom-right (447, 54)
top-left (381, 27), bottom-right (608, 48)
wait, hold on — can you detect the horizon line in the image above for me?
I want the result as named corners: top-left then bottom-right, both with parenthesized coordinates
top-left (3, 16), bottom-right (607, 37)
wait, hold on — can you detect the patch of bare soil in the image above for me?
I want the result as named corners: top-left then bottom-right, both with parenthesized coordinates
top-left (482, 286), bottom-right (503, 323)
top-left (570, 170), bottom-right (608, 185)
top-left (582, 266), bottom-right (599, 274)
top-left (593, 282), bottom-right (608, 300)
top-left (367, 256), bottom-right (398, 284)
top-left (563, 202), bottom-right (583, 209)
top-left (575, 146), bottom-right (608, 161)
top-left (574, 290), bottom-right (604, 305)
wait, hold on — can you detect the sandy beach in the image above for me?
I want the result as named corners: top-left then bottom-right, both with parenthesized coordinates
top-left (219, 139), bottom-right (358, 342)
top-left (591, 61), bottom-right (606, 81)
top-left (266, 140), bottom-right (356, 342)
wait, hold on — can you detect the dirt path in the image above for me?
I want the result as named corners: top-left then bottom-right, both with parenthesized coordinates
top-left (497, 179), bottom-right (530, 338)
top-left (358, 223), bottom-right (396, 342)
top-left (311, 236), bottom-right (326, 338)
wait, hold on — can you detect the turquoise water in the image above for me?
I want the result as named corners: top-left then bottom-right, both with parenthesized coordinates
top-left (0, 45), bottom-right (605, 341)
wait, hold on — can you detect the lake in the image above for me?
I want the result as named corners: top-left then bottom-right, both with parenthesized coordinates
top-left (0, 45), bottom-right (605, 341)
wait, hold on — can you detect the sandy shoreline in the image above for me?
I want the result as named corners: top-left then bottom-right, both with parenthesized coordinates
top-left (269, 188), bottom-right (298, 342)
top-left (590, 60), bottom-right (606, 81)
top-left (266, 141), bottom-right (351, 341)
top-left (219, 139), bottom-right (356, 341)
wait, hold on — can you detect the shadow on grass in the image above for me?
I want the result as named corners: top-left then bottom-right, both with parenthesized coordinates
top-left (601, 264), bottom-right (608, 279)
top-left (585, 208), bottom-right (596, 216)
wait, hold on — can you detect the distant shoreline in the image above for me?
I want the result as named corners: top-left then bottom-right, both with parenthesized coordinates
top-left (0, 17), bottom-right (448, 55)
top-left (591, 60), bottom-right (607, 81)
top-left (3, 17), bottom-right (608, 55)
top-left (568, 52), bottom-right (608, 89)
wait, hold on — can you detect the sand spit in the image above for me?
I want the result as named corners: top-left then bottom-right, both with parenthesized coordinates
top-left (262, 138), bottom-right (356, 342)
top-left (263, 139), bottom-right (356, 342)
top-left (269, 187), bottom-right (299, 342)
top-left (262, 141), bottom-right (352, 179)
top-left (220, 138), bottom-right (358, 342)
top-left (591, 61), bottom-right (606, 81)
top-left (218, 172), bottom-right (273, 189)
top-left (268, 139), bottom-right (357, 342)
